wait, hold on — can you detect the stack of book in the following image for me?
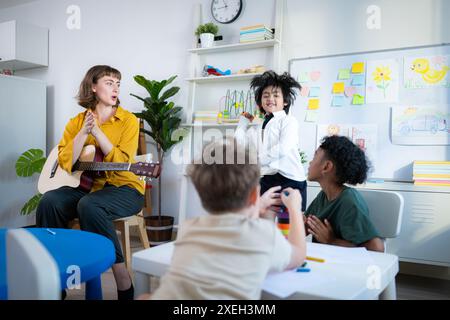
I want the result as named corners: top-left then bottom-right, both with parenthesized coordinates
top-left (239, 24), bottom-right (274, 43)
top-left (193, 111), bottom-right (219, 123)
top-left (413, 161), bottom-right (450, 186)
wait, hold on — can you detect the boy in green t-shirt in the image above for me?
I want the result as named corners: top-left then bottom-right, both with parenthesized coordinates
top-left (305, 135), bottom-right (384, 252)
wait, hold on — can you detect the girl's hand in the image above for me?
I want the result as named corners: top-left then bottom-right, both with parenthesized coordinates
top-left (306, 216), bottom-right (335, 244)
top-left (82, 111), bottom-right (95, 135)
top-left (280, 187), bottom-right (302, 212)
top-left (241, 112), bottom-right (254, 122)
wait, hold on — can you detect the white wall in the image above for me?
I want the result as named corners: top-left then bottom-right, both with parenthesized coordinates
top-left (0, 0), bottom-right (448, 226)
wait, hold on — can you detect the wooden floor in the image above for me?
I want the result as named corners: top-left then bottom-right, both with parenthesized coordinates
top-left (66, 237), bottom-right (450, 300)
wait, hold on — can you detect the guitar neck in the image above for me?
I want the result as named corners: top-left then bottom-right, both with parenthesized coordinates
top-left (74, 162), bottom-right (131, 172)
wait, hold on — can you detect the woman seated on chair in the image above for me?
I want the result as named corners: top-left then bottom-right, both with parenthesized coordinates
top-left (304, 135), bottom-right (384, 252)
top-left (36, 65), bottom-right (144, 300)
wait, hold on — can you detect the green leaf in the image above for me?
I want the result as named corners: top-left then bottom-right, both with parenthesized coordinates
top-left (16, 149), bottom-right (46, 177)
top-left (160, 87), bottom-right (180, 101)
top-left (164, 76), bottom-right (177, 87)
top-left (21, 193), bottom-right (43, 215)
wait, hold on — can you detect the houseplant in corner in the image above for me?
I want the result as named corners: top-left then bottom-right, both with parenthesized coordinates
top-left (195, 22), bottom-right (219, 48)
top-left (15, 148), bottom-right (46, 215)
top-left (131, 74), bottom-right (188, 245)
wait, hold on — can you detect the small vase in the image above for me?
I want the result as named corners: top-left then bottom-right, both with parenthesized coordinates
top-left (200, 33), bottom-right (215, 48)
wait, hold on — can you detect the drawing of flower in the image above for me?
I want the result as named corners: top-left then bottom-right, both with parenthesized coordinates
top-left (372, 65), bottom-right (391, 98)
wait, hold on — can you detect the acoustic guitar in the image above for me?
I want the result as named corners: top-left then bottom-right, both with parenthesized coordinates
top-left (38, 145), bottom-right (161, 194)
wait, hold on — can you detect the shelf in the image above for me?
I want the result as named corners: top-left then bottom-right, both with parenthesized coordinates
top-left (188, 39), bottom-right (280, 55)
top-left (186, 73), bottom-right (262, 83)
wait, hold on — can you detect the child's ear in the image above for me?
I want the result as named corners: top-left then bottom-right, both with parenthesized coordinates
top-left (248, 185), bottom-right (260, 206)
top-left (322, 160), bottom-right (334, 175)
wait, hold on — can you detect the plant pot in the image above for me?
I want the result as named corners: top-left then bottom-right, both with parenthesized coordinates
top-left (200, 33), bottom-right (215, 48)
top-left (144, 215), bottom-right (174, 246)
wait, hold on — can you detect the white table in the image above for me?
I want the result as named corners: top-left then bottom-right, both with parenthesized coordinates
top-left (132, 241), bottom-right (399, 300)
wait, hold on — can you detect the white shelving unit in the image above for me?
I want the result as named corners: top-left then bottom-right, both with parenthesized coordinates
top-left (177, 0), bottom-right (286, 227)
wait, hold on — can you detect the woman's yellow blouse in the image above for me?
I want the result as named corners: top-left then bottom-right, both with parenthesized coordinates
top-left (58, 106), bottom-right (145, 195)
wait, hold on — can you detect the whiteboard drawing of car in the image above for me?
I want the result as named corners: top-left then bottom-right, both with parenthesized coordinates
top-left (398, 115), bottom-right (447, 135)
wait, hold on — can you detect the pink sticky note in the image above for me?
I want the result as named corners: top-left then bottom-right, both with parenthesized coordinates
top-left (300, 86), bottom-right (310, 97)
top-left (344, 86), bottom-right (356, 97)
top-left (310, 71), bottom-right (321, 82)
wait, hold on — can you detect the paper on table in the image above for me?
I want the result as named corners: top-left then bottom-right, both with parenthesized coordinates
top-left (262, 269), bottom-right (336, 298)
top-left (306, 242), bottom-right (375, 266)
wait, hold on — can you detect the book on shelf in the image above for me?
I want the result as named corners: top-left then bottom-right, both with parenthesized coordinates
top-left (412, 160), bottom-right (450, 186)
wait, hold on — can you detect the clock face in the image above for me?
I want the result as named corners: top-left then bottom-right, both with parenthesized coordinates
top-left (211, 0), bottom-right (243, 24)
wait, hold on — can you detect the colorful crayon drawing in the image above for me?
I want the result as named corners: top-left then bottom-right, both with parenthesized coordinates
top-left (404, 55), bottom-right (450, 88)
top-left (366, 59), bottom-right (399, 103)
top-left (392, 106), bottom-right (450, 145)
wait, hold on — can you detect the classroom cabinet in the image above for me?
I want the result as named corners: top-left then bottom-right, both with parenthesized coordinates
top-left (0, 20), bottom-right (48, 71)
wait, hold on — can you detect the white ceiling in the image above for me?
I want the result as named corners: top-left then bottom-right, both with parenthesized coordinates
top-left (0, 0), bottom-right (40, 10)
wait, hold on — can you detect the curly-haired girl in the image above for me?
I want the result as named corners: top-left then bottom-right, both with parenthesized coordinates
top-left (235, 70), bottom-right (307, 213)
top-left (305, 135), bottom-right (384, 252)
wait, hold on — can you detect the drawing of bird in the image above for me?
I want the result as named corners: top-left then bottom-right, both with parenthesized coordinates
top-left (411, 58), bottom-right (449, 84)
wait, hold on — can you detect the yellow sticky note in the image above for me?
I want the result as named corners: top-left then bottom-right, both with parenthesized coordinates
top-left (308, 99), bottom-right (320, 110)
top-left (332, 82), bottom-right (345, 94)
top-left (352, 62), bottom-right (365, 73)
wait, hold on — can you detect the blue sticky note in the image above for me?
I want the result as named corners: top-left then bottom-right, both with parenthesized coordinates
top-left (332, 95), bottom-right (345, 107)
top-left (309, 87), bottom-right (320, 97)
top-left (352, 75), bottom-right (365, 86)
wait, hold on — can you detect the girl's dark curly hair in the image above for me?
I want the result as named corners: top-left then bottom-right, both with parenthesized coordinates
top-left (320, 135), bottom-right (369, 185)
top-left (250, 70), bottom-right (301, 114)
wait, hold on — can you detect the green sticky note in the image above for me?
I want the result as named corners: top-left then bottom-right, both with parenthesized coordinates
top-left (305, 110), bottom-right (319, 122)
top-left (338, 69), bottom-right (350, 80)
top-left (352, 94), bottom-right (365, 105)
top-left (298, 72), bottom-right (309, 83)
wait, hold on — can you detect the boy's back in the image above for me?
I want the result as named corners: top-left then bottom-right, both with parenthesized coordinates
top-left (151, 213), bottom-right (291, 300)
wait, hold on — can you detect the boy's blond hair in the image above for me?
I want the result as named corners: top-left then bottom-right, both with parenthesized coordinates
top-left (187, 138), bottom-right (260, 214)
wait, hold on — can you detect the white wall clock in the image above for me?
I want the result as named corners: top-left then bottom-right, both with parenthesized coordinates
top-left (211, 0), bottom-right (243, 24)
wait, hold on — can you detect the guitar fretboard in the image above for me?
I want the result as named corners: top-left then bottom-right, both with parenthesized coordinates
top-left (73, 162), bottom-right (131, 171)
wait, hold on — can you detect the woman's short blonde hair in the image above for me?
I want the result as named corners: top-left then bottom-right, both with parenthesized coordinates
top-left (77, 65), bottom-right (121, 110)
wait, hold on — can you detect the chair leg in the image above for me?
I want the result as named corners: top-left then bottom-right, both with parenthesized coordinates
top-left (116, 220), bottom-right (132, 275)
top-left (137, 216), bottom-right (150, 249)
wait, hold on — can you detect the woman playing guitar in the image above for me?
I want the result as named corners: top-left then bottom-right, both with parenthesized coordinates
top-left (36, 65), bottom-right (143, 300)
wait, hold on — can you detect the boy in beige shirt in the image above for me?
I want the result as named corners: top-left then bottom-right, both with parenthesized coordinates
top-left (149, 138), bottom-right (306, 300)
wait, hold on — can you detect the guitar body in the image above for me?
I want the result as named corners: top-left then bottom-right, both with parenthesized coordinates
top-left (38, 145), bottom-right (98, 194)
top-left (38, 145), bottom-right (161, 195)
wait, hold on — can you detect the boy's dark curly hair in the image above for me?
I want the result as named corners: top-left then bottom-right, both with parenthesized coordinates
top-left (250, 70), bottom-right (301, 114)
top-left (320, 135), bottom-right (369, 185)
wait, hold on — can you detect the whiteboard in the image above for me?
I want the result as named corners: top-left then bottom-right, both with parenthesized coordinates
top-left (289, 44), bottom-right (450, 182)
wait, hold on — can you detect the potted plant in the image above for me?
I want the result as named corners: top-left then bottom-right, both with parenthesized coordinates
top-left (195, 22), bottom-right (219, 48)
top-left (131, 75), bottom-right (188, 245)
top-left (15, 148), bottom-right (46, 215)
